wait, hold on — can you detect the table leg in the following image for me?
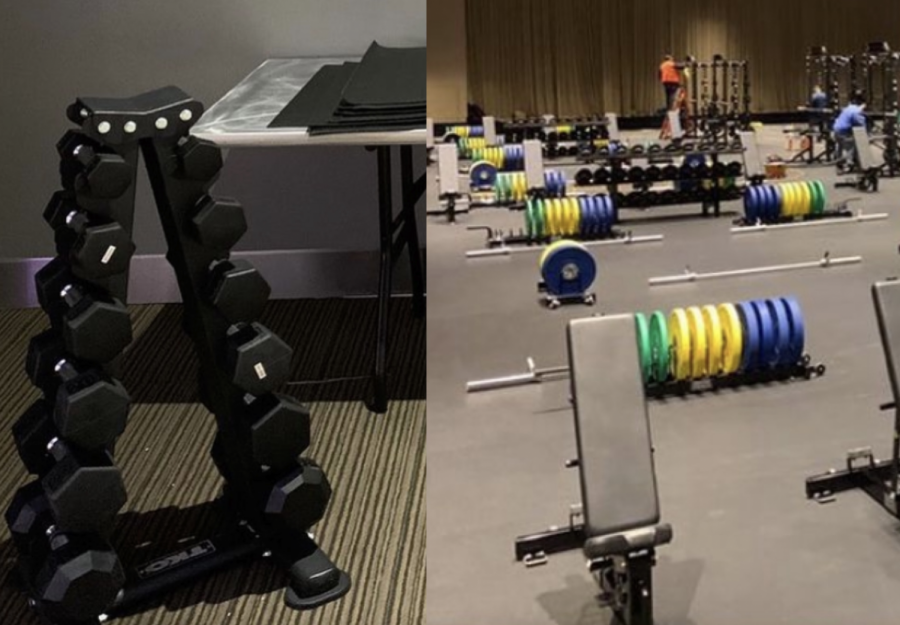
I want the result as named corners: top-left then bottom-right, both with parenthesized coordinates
top-left (367, 145), bottom-right (394, 414)
top-left (400, 145), bottom-right (426, 318)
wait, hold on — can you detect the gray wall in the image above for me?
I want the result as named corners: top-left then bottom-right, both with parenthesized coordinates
top-left (0, 0), bottom-right (425, 260)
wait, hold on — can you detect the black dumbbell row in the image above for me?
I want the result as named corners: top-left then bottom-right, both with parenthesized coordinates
top-left (6, 115), bottom-right (334, 623)
top-left (575, 161), bottom-right (744, 186)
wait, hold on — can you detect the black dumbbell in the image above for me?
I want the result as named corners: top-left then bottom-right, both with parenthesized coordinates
top-left (53, 208), bottom-right (135, 280)
top-left (35, 259), bottom-right (132, 363)
top-left (611, 167), bottom-right (628, 183)
top-left (208, 259), bottom-right (272, 325)
top-left (211, 393), bottom-right (311, 479)
top-left (648, 144), bottom-right (663, 155)
top-left (12, 409), bottom-right (126, 533)
top-left (645, 165), bottom-right (662, 182)
top-left (594, 168), bottom-right (610, 185)
top-left (174, 136), bottom-right (224, 181)
top-left (191, 196), bottom-right (248, 251)
top-left (26, 331), bottom-right (131, 450)
top-left (627, 166), bottom-right (646, 183)
top-left (727, 161), bottom-right (743, 176)
top-left (662, 164), bottom-right (680, 180)
top-left (57, 132), bottom-right (133, 200)
top-left (574, 169), bottom-right (594, 186)
top-left (259, 460), bottom-right (332, 534)
top-left (630, 145), bottom-right (646, 156)
top-left (226, 322), bottom-right (293, 396)
top-left (5, 483), bottom-right (125, 623)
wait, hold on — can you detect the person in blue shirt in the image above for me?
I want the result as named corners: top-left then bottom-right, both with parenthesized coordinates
top-left (833, 92), bottom-right (867, 170)
top-left (810, 85), bottom-right (829, 110)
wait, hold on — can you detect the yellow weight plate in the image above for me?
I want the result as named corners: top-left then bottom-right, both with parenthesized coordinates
top-left (717, 303), bottom-right (743, 375)
top-left (569, 198), bottom-right (581, 236)
top-left (562, 198), bottom-right (575, 236)
top-left (498, 147), bottom-right (506, 171)
top-left (798, 181), bottom-right (812, 215)
top-left (779, 183), bottom-right (793, 217)
top-left (701, 305), bottom-right (724, 376)
top-left (539, 240), bottom-right (574, 269)
top-left (686, 306), bottom-right (708, 379)
top-left (668, 308), bottom-right (692, 381)
top-left (550, 198), bottom-right (563, 236)
top-left (518, 174), bottom-right (528, 202)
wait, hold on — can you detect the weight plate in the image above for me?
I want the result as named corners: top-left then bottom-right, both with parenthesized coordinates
top-left (765, 185), bottom-right (781, 222)
top-left (751, 299), bottom-right (777, 369)
top-left (600, 195), bottom-right (613, 236)
top-left (717, 303), bottom-right (743, 375)
top-left (545, 198), bottom-right (557, 236)
top-left (744, 186), bottom-right (759, 223)
top-left (470, 161), bottom-right (498, 189)
top-left (668, 308), bottom-right (692, 381)
top-left (578, 196), bottom-right (591, 239)
top-left (563, 197), bottom-right (576, 236)
top-left (649, 311), bottom-right (670, 383)
top-left (535, 198), bottom-right (546, 238)
top-left (766, 298), bottom-right (792, 367)
top-left (770, 184), bottom-right (783, 220)
top-left (568, 197), bottom-right (580, 236)
top-left (525, 198), bottom-right (535, 239)
top-left (781, 296), bottom-right (805, 364)
top-left (736, 302), bottom-right (761, 373)
top-left (635, 313), bottom-right (652, 383)
top-left (813, 180), bottom-right (827, 214)
top-left (592, 196), bottom-right (605, 237)
top-left (686, 306), bottom-right (708, 379)
top-left (539, 241), bottom-right (597, 296)
top-left (797, 182), bottom-right (811, 216)
top-left (702, 305), bottom-right (724, 376)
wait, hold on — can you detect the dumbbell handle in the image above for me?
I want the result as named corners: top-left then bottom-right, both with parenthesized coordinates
top-left (53, 359), bottom-right (79, 382)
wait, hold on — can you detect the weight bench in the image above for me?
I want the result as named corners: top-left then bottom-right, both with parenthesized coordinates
top-left (807, 278), bottom-right (900, 517)
top-left (515, 315), bottom-right (672, 625)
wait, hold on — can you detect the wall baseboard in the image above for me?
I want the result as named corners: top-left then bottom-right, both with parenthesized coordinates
top-left (0, 248), bottom-right (423, 309)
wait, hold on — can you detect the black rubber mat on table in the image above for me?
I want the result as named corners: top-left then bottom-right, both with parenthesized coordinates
top-left (269, 41), bottom-right (424, 135)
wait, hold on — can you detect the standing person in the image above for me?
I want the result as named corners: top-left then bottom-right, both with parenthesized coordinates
top-left (833, 92), bottom-right (867, 171)
top-left (659, 54), bottom-right (681, 111)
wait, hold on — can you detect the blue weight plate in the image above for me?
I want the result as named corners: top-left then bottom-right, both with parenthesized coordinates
top-left (771, 184), bottom-right (784, 220)
top-left (515, 146), bottom-right (524, 170)
top-left (541, 242), bottom-right (598, 296)
top-left (544, 171), bottom-right (553, 194)
top-left (587, 196), bottom-right (601, 238)
top-left (470, 161), bottom-right (498, 189)
top-left (780, 297), bottom-right (805, 364)
top-left (607, 192), bottom-right (618, 225)
top-left (764, 185), bottom-right (779, 222)
top-left (598, 195), bottom-right (611, 236)
top-left (751, 300), bottom-right (777, 368)
top-left (578, 197), bottom-right (591, 238)
top-left (550, 170), bottom-right (561, 196)
top-left (744, 186), bottom-right (759, 223)
top-left (736, 302), bottom-right (761, 373)
top-left (765, 298), bottom-right (792, 366)
top-left (758, 186), bottom-right (772, 222)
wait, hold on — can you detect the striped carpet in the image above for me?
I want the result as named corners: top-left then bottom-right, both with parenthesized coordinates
top-left (0, 297), bottom-right (425, 625)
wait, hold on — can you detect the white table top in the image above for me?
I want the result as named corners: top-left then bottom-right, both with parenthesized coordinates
top-left (192, 57), bottom-right (426, 147)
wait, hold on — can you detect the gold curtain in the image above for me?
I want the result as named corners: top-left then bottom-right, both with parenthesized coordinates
top-left (466, 0), bottom-right (900, 117)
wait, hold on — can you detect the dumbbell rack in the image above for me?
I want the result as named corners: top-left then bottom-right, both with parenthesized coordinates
top-left (5, 87), bottom-right (349, 625)
top-left (581, 144), bottom-right (746, 219)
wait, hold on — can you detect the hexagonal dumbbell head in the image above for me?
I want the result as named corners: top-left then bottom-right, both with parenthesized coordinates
top-left (42, 446), bottom-right (127, 534)
top-left (54, 368), bottom-right (130, 450)
top-left (248, 394), bottom-right (311, 471)
top-left (191, 196), bottom-right (247, 251)
top-left (33, 532), bottom-right (125, 624)
top-left (26, 330), bottom-right (68, 392)
top-left (177, 136), bottom-right (224, 181)
top-left (68, 219), bottom-right (135, 279)
top-left (5, 481), bottom-right (53, 555)
top-left (35, 258), bottom-right (72, 320)
top-left (264, 461), bottom-right (332, 533)
top-left (208, 259), bottom-right (272, 324)
top-left (226, 322), bottom-right (293, 396)
top-left (75, 148), bottom-right (134, 200)
top-left (60, 285), bottom-right (133, 364)
top-left (13, 400), bottom-right (60, 475)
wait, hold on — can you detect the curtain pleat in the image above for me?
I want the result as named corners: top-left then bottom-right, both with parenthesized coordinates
top-left (465, 0), bottom-right (900, 116)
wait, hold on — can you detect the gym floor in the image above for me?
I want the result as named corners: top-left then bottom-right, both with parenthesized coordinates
top-left (0, 297), bottom-right (425, 625)
top-left (427, 126), bottom-right (900, 625)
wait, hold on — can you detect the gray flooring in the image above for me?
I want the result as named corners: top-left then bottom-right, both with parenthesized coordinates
top-left (426, 127), bottom-right (900, 625)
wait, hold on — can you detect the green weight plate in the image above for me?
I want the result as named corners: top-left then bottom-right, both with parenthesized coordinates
top-left (499, 174), bottom-right (510, 202)
top-left (649, 310), bottom-right (670, 383)
top-left (525, 199), bottom-right (535, 239)
top-left (635, 313), bottom-right (652, 384)
top-left (813, 180), bottom-right (826, 214)
top-left (535, 198), bottom-right (545, 238)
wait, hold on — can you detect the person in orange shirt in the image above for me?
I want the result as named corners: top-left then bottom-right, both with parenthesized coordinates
top-left (659, 54), bottom-right (681, 111)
